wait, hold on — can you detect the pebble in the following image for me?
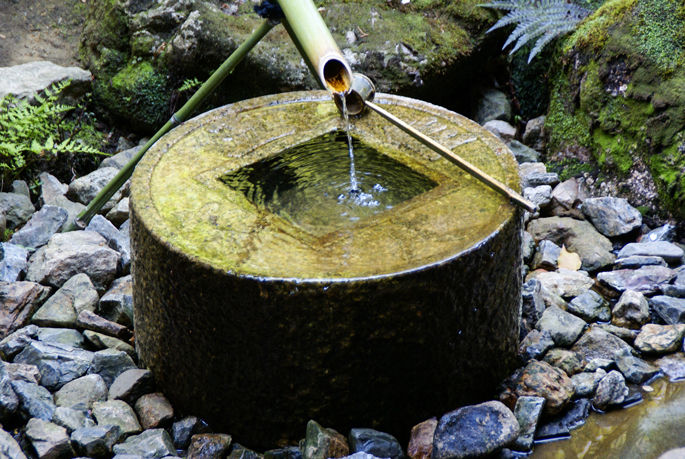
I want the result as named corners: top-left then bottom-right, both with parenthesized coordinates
top-left (612, 289), bottom-right (650, 329)
top-left (302, 420), bottom-right (349, 459)
top-left (535, 306), bottom-right (587, 347)
top-left (592, 370), bottom-right (628, 410)
top-left (348, 428), bottom-right (404, 459)
top-left (407, 418), bottom-right (436, 459)
top-left (186, 433), bottom-right (233, 459)
top-left (135, 393), bottom-right (174, 430)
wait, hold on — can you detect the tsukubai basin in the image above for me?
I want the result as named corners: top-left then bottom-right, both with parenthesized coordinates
top-left (130, 91), bottom-right (523, 449)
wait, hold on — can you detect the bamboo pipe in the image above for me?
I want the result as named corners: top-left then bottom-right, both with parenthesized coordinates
top-left (364, 100), bottom-right (538, 213)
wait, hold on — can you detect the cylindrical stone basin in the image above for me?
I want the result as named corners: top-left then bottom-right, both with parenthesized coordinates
top-left (130, 91), bottom-right (522, 449)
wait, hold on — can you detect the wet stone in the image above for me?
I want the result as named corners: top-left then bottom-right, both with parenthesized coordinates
top-left (348, 428), bottom-right (404, 459)
top-left (25, 418), bottom-right (74, 459)
top-left (518, 329), bottom-right (555, 363)
top-left (614, 348), bottom-right (660, 384)
top-left (584, 358), bottom-right (616, 372)
top-left (54, 374), bottom-right (108, 412)
top-left (655, 353), bottom-right (685, 381)
top-left (571, 369), bottom-right (606, 398)
top-left (71, 424), bottom-right (123, 458)
top-left (651, 296), bottom-right (685, 325)
top-left (37, 328), bottom-right (87, 349)
top-left (433, 401), bottom-right (519, 459)
top-left (535, 399), bottom-right (591, 441)
top-left (109, 369), bottom-right (155, 404)
top-left (52, 406), bottom-right (96, 433)
top-left (634, 324), bottom-right (685, 354)
top-left (615, 256), bottom-right (668, 269)
top-left (0, 325), bottom-right (39, 360)
top-left (186, 433), bottom-right (232, 459)
top-left (135, 393), bottom-right (174, 430)
top-left (581, 197), bottom-right (642, 237)
top-left (642, 224), bottom-right (678, 243)
top-left (542, 349), bottom-right (585, 376)
top-left (511, 396), bottom-right (545, 452)
top-left (9, 206), bottom-right (69, 251)
top-left (11, 380), bottom-right (56, 421)
top-left (597, 266), bottom-right (675, 295)
top-left (170, 416), bottom-right (208, 451)
top-left (568, 290), bottom-right (611, 323)
top-left (0, 282), bottom-right (51, 339)
top-left (407, 418), bottom-right (437, 459)
top-left (531, 240), bottom-right (560, 271)
top-left (617, 241), bottom-right (684, 265)
top-left (592, 370), bottom-right (628, 411)
top-left (521, 279), bottom-right (545, 324)
top-left (536, 306), bottom-right (587, 347)
top-left (92, 400), bottom-right (142, 437)
top-left (499, 360), bottom-right (574, 415)
top-left (612, 290), bottom-right (650, 329)
top-left (14, 341), bottom-right (94, 391)
top-left (113, 429), bottom-right (175, 459)
top-left (570, 325), bottom-right (634, 363)
top-left (88, 348), bottom-right (137, 388)
top-left (0, 243), bottom-right (29, 283)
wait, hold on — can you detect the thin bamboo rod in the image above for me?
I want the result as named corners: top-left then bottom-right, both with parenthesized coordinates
top-left (364, 100), bottom-right (537, 213)
top-left (62, 19), bottom-right (277, 231)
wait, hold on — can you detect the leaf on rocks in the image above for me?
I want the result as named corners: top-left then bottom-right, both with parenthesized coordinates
top-left (557, 245), bottom-right (581, 271)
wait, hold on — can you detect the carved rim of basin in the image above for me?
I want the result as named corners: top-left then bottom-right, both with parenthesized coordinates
top-left (130, 91), bottom-right (520, 281)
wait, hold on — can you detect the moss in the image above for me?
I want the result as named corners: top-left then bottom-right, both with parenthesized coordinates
top-left (545, 77), bottom-right (592, 153)
top-left (564, 0), bottom-right (637, 53)
top-left (633, 0), bottom-right (685, 74)
top-left (79, 0), bottom-right (130, 72)
top-left (650, 135), bottom-right (685, 217)
top-left (546, 158), bottom-right (598, 181)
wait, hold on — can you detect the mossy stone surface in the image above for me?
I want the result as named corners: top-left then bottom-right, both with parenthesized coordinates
top-left (130, 91), bottom-right (522, 449)
top-left (546, 0), bottom-right (685, 219)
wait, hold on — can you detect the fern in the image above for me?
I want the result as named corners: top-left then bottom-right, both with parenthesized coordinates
top-left (480, 0), bottom-right (592, 62)
top-left (0, 80), bottom-right (104, 183)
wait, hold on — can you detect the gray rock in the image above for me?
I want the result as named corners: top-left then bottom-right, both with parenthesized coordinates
top-left (595, 324), bottom-right (640, 344)
top-left (170, 416), bottom-right (205, 450)
top-left (92, 400), bottom-right (142, 437)
top-left (32, 273), bottom-right (99, 328)
top-left (581, 197), bottom-right (642, 237)
top-left (634, 324), bottom-right (685, 354)
top-left (10, 380), bottom-right (56, 421)
top-left (0, 324), bottom-right (40, 359)
top-left (52, 406), bottom-right (96, 433)
top-left (88, 349), bottom-right (137, 388)
top-left (570, 326), bottom-right (634, 362)
top-left (25, 418), bottom-right (75, 459)
top-left (614, 348), bottom-right (660, 384)
top-left (482, 120), bottom-right (516, 143)
top-left (642, 224), bottom-right (677, 243)
top-left (651, 296), bottom-right (685, 324)
top-left (37, 173), bottom-right (86, 231)
top-left (100, 146), bottom-right (142, 171)
top-left (0, 362), bottom-right (19, 420)
top-left (0, 61), bottom-right (91, 105)
top-left (522, 116), bottom-right (546, 151)
top-left (592, 370), bottom-right (628, 411)
top-left (85, 215), bottom-right (120, 246)
top-left (664, 284), bottom-right (685, 298)
top-left (433, 401), bottom-right (519, 459)
top-left (584, 358), bottom-right (616, 372)
top-left (511, 396), bottom-right (545, 452)
top-left (612, 290), bottom-right (650, 329)
top-left (37, 328), bottom-right (86, 349)
top-left (518, 329), bottom-right (555, 362)
top-left (655, 353), bottom-right (685, 381)
top-left (521, 279), bottom-right (545, 324)
top-left (534, 399), bottom-right (591, 440)
top-left (551, 179), bottom-right (582, 211)
top-left (98, 276), bottom-right (133, 328)
top-left (0, 192), bottom-right (35, 231)
top-left (475, 87), bottom-right (511, 125)
top-left (523, 185), bottom-right (553, 209)
top-left (597, 266), bottom-right (675, 295)
top-left (186, 433), bottom-right (233, 459)
top-left (508, 140), bottom-right (540, 164)
top-left (522, 232), bottom-right (535, 264)
top-left (522, 173), bottom-right (559, 189)
top-left (519, 162), bottom-right (546, 179)
top-left (84, 331), bottom-right (136, 359)
top-left (0, 282), bottom-right (51, 340)
top-left (110, 220), bottom-right (131, 274)
top-left (571, 369), bottom-right (606, 398)
top-left (531, 240), bottom-right (561, 271)
top-left (68, 168), bottom-right (125, 214)
top-left (11, 181), bottom-right (30, 199)
top-left (76, 310), bottom-right (132, 340)
top-left (14, 341), bottom-right (94, 390)
top-left (538, 283), bottom-right (570, 310)
top-left (302, 419), bottom-right (349, 459)
top-left (55, 374), bottom-right (108, 411)
top-left (348, 428), bottom-right (403, 459)
top-left (0, 426), bottom-right (28, 459)
top-left (9, 206), bottom-right (69, 250)
top-left (658, 448), bottom-right (685, 459)
top-left (617, 241), bottom-right (685, 265)
top-left (615, 255), bottom-right (667, 269)
top-left (542, 349), bottom-right (585, 376)
top-left (71, 424), bottom-right (123, 458)
top-left (112, 429), bottom-right (175, 458)
top-left (26, 231), bottom-right (120, 292)
top-left (0, 243), bottom-right (29, 283)
top-left (135, 393), bottom-right (174, 430)
top-left (5, 362), bottom-right (42, 384)
top-left (568, 290), bottom-right (611, 323)
top-left (536, 306), bottom-right (587, 347)
top-left (106, 198), bottom-right (130, 229)
top-left (529, 269), bottom-right (594, 299)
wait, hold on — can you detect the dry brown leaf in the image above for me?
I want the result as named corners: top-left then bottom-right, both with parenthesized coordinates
top-left (557, 245), bottom-right (582, 271)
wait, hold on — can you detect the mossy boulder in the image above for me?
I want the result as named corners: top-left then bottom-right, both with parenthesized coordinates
top-left (79, 0), bottom-right (500, 134)
top-left (545, 0), bottom-right (685, 219)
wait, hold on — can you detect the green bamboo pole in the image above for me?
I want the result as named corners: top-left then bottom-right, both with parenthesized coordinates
top-left (62, 19), bottom-right (277, 232)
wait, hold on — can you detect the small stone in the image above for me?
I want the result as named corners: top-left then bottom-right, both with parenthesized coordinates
top-left (407, 418), bottom-right (437, 459)
top-left (519, 162), bottom-right (546, 178)
top-left (570, 325), bottom-right (634, 363)
top-left (84, 330), bottom-right (136, 359)
top-left (612, 290), bottom-right (650, 329)
top-left (597, 266), bottom-right (675, 295)
top-left (0, 192), bottom-right (35, 230)
top-left (584, 359), bottom-right (615, 372)
top-left (106, 198), bottom-right (130, 228)
top-left (9, 206), bottom-right (68, 250)
top-left (528, 269), bottom-right (594, 299)
top-left (568, 290), bottom-right (611, 323)
top-left (68, 167), bottom-right (124, 213)
top-left (109, 369), bottom-right (155, 404)
top-left (14, 341), bottom-right (94, 390)
top-left (522, 116), bottom-right (546, 151)
top-left (663, 284), bottom-right (685, 298)
top-left (5, 362), bottom-right (41, 384)
top-left (531, 240), bottom-right (561, 271)
top-left (76, 310), bottom-right (132, 340)
top-left (634, 324), bottom-right (685, 354)
top-left (52, 406), bottom-right (96, 433)
top-left (0, 362), bottom-right (19, 419)
top-left (651, 296), bottom-right (685, 325)
top-left (542, 349), bottom-right (585, 376)
top-left (592, 370), bottom-right (628, 410)
top-left (112, 429), bottom-right (175, 459)
top-left (54, 374), bottom-right (108, 411)
top-left (0, 324), bottom-right (39, 360)
top-left (498, 360), bottom-right (574, 415)
top-left (508, 140), bottom-right (540, 164)
top-left (511, 396), bottom-right (545, 452)
top-left (11, 380), bottom-right (56, 421)
top-left (581, 197), bottom-right (642, 237)
top-left (37, 328), bottom-right (86, 349)
top-left (101, 146), bottom-right (141, 170)
top-left (433, 401), bottom-right (519, 459)
top-left (303, 420), bottom-right (349, 459)
top-left (227, 444), bottom-right (263, 459)
top-left (615, 256), bottom-right (667, 269)
top-left (186, 433), bottom-right (232, 459)
top-left (170, 416), bottom-right (206, 450)
top-left (0, 243), bottom-right (29, 283)
top-left (618, 241), bottom-right (684, 265)
top-left (518, 329), bottom-right (555, 362)
top-left (71, 424), bottom-right (123, 458)
top-left (135, 393), bottom-right (174, 430)
top-left (655, 353), bottom-right (685, 381)
top-left (522, 232), bottom-right (535, 264)
top-left (0, 426), bottom-right (27, 459)
top-left (32, 273), bottom-right (99, 328)
top-left (475, 87), bottom-right (511, 125)
top-left (25, 418), bottom-right (74, 459)
top-left (521, 279), bottom-right (545, 324)
top-left (535, 399), bottom-right (591, 440)
top-left (595, 324), bottom-right (639, 344)
top-left (551, 179), bottom-right (581, 211)
top-left (571, 369), bottom-right (606, 398)
top-left (0, 282), bottom-right (50, 339)
top-left (348, 428), bottom-right (404, 459)
top-left (92, 400), bottom-right (142, 437)
top-left (37, 173), bottom-right (85, 231)
top-left (98, 276), bottom-right (133, 328)
top-left (482, 120), bottom-right (516, 142)
top-left (111, 220), bottom-right (132, 274)
top-left (522, 172), bottom-right (560, 189)
top-left (88, 348), bottom-right (137, 387)
top-left (536, 306), bottom-right (587, 347)
top-left (614, 348), bottom-right (660, 384)
top-left (523, 185), bottom-right (553, 209)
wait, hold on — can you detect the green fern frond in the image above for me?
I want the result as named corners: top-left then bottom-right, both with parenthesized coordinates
top-left (480, 0), bottom-right (592, 62)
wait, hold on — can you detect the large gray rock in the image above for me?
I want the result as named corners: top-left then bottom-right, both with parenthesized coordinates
top-left (9, 206), bottom-right (69, 250)
top-left (5, 362), bottom-right (42, 385)
top-left (108, 369), bottom-right (155, 404)
top-left (92, 400), bottom-right (142, 437)
top-left (0, 61), bottom-right (92, 105)
top-left (25, 418), bottom-right (75, 459)
top-left (615, 255), bottom-right (667, 270)
top-left (522, 116), bottom-right (546, 152)
top-left (567, 290), bottom-right (611, 323)
top-left (508, 141), bottom-right (541, 164)
top-left (10, 380), bottom-right (56, 421)
top-left (570, 326), bottom-right (634, 362)
top-left (32, 273), bottom-right (99, 328)
top-left (26, 231), bottom-right (120, 292)
top-left (614, 348), bottom-right (660, 384)
top-left (650, 296), bottom-right (685, 325)
top-left (54, 374), bottom-right (108, 411)
top-left (612, 290), bottom-right (650, 329)
top-left (482, 120), bottom-right (516, 143)
top-left (52, 406), bottom-right (97, 433)
top-left (433, 401), bottom-right (519, 459)
top-left (0, 192), bottom-right (35, 230)
top-left (37, 173), bottom-right (86, 231)
top-left (581, 197), bottom-right (642, 237)
top-left (0, 282), bottom-right (51, 339)
top-left (528, 269), bottom-right (594, 299)
top-left (37, 328), bottom-right (86, 350)
top-left (535, 306), bottom-right (587, 347)
top-left (112, 428), bottom-right (175, 458)
top-left (617, 242), bottom-right (685, 265)
top-left (14, 341), bottom-right (94, 390)
top-left (527, 217), bottom-right (615, 272)
top-left (523, 185), bottom-right (553, 209)
top-left (98, 276), bottom-right (133, 328)
top-left (100, 146), bottom-right (141, 171)
top-left (531, 240), bottom-right (560, 271)
top-left (0, 427), bottom-right (28, 459)
top-left (597, 266), bottom-right (675, 295)
top-left (518, 329), bottom-right (555, 363)
top-left (88, 348), bottom-right (137, 388)
top-left (0, 243), bottom-right (29, 283)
